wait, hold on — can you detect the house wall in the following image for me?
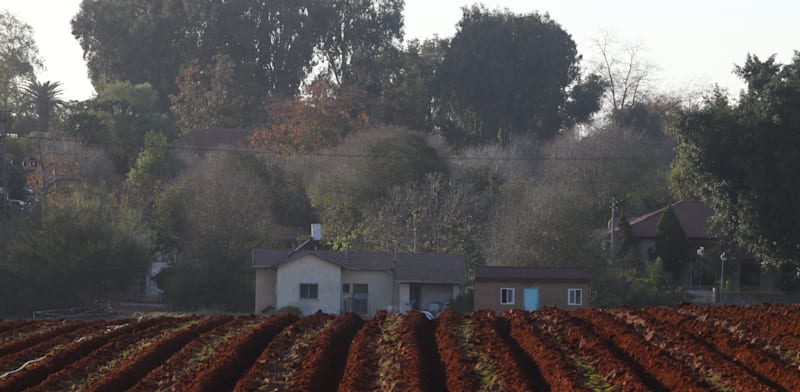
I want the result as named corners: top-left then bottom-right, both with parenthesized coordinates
top-left (276, 255), bottom-right (342, 315)
top-left (474, 281), bottom-right (590, 312)
top-left (420, 284), bottom-right (457, 312)
top-left (254, 269), bottom-right (277, 313)
top-left (396, 283), bottom-right (462, 313)
top-left (342, 270), bottom-right (393, 317)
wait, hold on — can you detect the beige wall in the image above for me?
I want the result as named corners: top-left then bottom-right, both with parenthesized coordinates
top-left (254, 269), bottom-right (277, 313)
top-left (474, 281), bottom-right (590, 312)
top-left (342, 270), bottom-right (393, 317)
top-left (276, 255), bottom-right (342, 315)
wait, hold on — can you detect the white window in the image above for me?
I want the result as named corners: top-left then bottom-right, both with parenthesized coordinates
top-left (500, 288), bottom-right (515, 305)
top-left (568, 288), bottom-right (582, 305)
top-left (300, 283), bottom-right (318, 299)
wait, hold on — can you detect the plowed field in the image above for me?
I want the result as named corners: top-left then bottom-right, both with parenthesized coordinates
top-left (1, 304), bottom-right (799, 391)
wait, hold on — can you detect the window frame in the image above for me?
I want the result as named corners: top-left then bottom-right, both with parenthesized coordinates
top-left (568, 288), bottom-right (582, 306)
top-left (299, 283), bottom-right (319, 300)
top-left (500, 288), bottom-right (515, 305)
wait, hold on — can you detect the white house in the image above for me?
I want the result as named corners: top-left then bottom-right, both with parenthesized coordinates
top-left (251, 249), bottom-right (467, 317)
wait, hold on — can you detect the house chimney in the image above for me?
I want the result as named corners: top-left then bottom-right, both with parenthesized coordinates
top-left (311, 224), bottom-right (322, 241)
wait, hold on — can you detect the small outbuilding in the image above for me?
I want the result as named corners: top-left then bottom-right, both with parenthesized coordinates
top-left (473, 266), bottom-right (591, 312)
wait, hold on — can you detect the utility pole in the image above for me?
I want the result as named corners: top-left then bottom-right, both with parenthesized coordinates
top-left (609, 198), bottom-right (618, 257)
top-left (0, 109), bottom-right (9, 220)
top-left (0, 109), bottom-right (9, 259)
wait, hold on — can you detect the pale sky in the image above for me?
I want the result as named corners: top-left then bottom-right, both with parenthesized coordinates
top-left (4, 0), bottom-right (799, 101)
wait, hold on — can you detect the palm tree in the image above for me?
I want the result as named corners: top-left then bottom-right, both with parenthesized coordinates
top-left (22, 80), bottom-right (64, 132)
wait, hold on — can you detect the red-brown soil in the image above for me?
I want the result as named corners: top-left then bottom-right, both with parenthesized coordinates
top-left (1, 304), bottom-right (800, 391)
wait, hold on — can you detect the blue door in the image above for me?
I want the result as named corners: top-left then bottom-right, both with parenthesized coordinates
top-left (523, 287), bottom-right (539, 311)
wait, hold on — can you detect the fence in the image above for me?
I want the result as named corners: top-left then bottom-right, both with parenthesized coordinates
top-left (32, 304), bottom-right (115, 320)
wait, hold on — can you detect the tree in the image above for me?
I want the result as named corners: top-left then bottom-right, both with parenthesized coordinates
top-left (653, 204), bottom-right (688, 284)
top-left (375, 38), bottom-right (448, 132)
top-left (591, 32), bottom-right (657, 117)
top-left (170, 55), bottom-right (255, 133)
top-left (486, 179), bottom-right (602, 268)
top-left (126, 130), bottom-right (183, 206)
top-left (0, 10), bottom-right (41, 108)
top-left (21, 80), bottom-right (64, 132)
top-left (315, 0), bottom-right (404, 87)
top-left (7, 186), bottom-right (150, 309)
top-left (301, 127), bottom-right (448, 250)
top-left (361, 172), bottom-right (492, 271)
top-left (251, 74), bottom-right (369, 152)
top-left (62, 81), bottom-right (172, 175)
top-left (71, 0), bottom-right (189, 108)
top-left (154, 153), bottom-right (298, 311)
top-left (671, 53), bottom-right (800, 269)
top-left (73, 0), bottom-right (323, 111)
top-left (437, 6), bottom-right (593, 145)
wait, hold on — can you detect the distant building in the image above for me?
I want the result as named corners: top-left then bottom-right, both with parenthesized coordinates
top-left (251, 249), bottom-right (467, 317)
top-left (473, 266), bottom-right (591, 312)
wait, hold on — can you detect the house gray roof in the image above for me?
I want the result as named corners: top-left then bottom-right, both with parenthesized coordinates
top-left (251, 249), bottom-right (467, 285)
top-left (474, 266), bottom-right (591, 282)
top-left (627, 200), bottom-right (715, 240)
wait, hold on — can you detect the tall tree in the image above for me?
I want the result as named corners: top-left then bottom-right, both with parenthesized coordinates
top-left (592, 32), bottom-right (657, 116)
top-left (73, 0), bottom-right (322, 112)
top-left (653, 204), bottom-right (688, 283)
top-left (315, 0), bottom-right (404, 88)
top-left (671, 52), bottom-right (800, 269)
top-left (251, 74), bottom-right (369, 152)
top-left (154, 153), bottom-right (289, 310)
top-left (22, 80), bottom-right (64, 132)
top-left (0, 10), bottom-right (41, 108)
top-left (437, 6), bottom-right (596, 145)
top-left (302, 126), bottom-right (447, 250)
top-left (8, 185), bottom-right (150, 308)
top-left (170, 55), bottom-right (255, 133)
top-left (72, 0), bottom-right (189, 108)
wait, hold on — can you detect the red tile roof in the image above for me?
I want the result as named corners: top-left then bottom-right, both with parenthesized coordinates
top-left (627, 200), bottom-right (716, 240)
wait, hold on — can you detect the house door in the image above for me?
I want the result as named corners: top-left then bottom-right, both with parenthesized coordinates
top-left (409, 285), bottom-right (421, 310)
top-left (523, 287), bottom-right (539, 311)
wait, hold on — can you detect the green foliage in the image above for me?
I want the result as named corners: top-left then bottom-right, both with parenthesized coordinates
top-left (654, 204), bottom-right (688, 283)
top-left (63, 81), bottom-right (172, 174)
top-left (265, 305), bottom-right (304, 316)
top-left (155, 153), bottom-right (289, 311)
top-left (21, 80), bottom-right (64, 132)
top-left (447, 290), bottom-right (474, 313)
top-left (171, 55), bottom-right (256, 133)
top-left (126, 130), bottom-right (183, 207)
top-left (591, 270), bottom-right (686, 308)
top-left (316, 0), bottom-right (404, 88)
top-left (0, 10), bottom-right (41, 108)
top-left (566, 73), bottom-right (607, 124)
top-left (438, 6), bottom-right (582, 145)
top-left (616, 213), bottom-right (637, 258)
top-left (6, 186), bottom-right (151, 309)
top-left (362, 173), bottom-right (491, 272)
top-left (73, 0), bottom-right (327, 113)
top-left (303, 127), bottom-right (448, 250)
top-left (671, 53), bottom-right (800, 269)
top-left (374, 38), bottom-right (448, 132)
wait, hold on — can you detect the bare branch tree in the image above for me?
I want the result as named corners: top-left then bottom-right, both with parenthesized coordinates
top-left (592, 31), bottom-right (658, 115)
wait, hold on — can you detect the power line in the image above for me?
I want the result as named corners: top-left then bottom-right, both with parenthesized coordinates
top-left (15, 134), bottom-right (674, 163)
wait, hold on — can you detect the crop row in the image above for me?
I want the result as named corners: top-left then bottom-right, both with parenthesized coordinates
top-left (2, 304), bottom-right (800, 391)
